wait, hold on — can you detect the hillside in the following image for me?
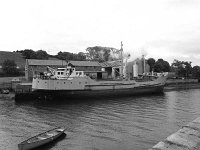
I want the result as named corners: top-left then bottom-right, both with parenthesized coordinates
top-left (0, 51), bottom-right (61, 68)
top-left (0, 51), bottom-right (26, 68)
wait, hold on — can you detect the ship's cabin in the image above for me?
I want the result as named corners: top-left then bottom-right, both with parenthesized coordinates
top-left (55, 67), bottom-right (74, 79)
top-left (55, 67), bottom-right (85, 79)
top-left (37, 66), bottom-right (86, 80)
top-left (56, 67), bottom-right (75, 76)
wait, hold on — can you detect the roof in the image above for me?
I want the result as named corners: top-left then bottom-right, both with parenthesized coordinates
top-left (69, 61), bottom-right (101, 67)
top-left (27, 59), bottom-right (101, 67)
top-left (27, 59), bottom-right (68, 66)
top-left (100, 61), bottom-right (122, 68)
top-left (84, 71), bottom-right (105, 73)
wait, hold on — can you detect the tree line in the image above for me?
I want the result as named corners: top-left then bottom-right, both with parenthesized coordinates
top-left (147, 58), bottom-right (200, 79)
top-left (15, 49), bottom-right (87, 61)
top-left (1, 47), bottom-right (200, 79)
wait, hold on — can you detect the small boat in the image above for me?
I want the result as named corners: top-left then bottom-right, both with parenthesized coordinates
top-left (18, 127), bottom-right (66, 150)
top-left (1, 89), bottom-right (9, 94)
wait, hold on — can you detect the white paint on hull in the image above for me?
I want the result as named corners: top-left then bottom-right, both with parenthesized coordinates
top-left (32, 76), bottom-right (167, 92)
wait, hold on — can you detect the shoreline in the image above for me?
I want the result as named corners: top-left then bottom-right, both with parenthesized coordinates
top-left (149, 117), bottom-right (200, 150)
top-left (1, 81), bottom-right (200, 100)
top-left (164, 82), bottom-right (200, 91)
top-left (0, 92), bottom-right (15, 99)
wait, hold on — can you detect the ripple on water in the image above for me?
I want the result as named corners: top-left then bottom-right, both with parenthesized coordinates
top-left (1, 89), bottom-right (200, 150)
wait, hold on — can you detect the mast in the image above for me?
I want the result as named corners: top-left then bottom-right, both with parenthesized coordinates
top-left (142, 54), bottom-right (145, 74)
top-left (120, 41), bottom-right (123, 78)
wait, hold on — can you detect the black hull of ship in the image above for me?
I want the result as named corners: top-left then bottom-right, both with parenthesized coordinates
top-left (31, 84), bottom-right (165, 101)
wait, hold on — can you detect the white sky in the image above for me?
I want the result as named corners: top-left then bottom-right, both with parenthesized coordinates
top-left (0, 0), bottom-right (200, 65)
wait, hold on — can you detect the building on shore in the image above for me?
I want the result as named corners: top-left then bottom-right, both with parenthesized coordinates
top-left (25, 59), bottom-right (68, 81)
top-left (100, 61), bottom-right (122, 79)
top-left (25, 58), bottom-right (150, 81)
top-left (100, 57), bottom-right (150, 79)
top-left (126, 58), bottom-right (150, 79)
top-left (25, 59), bottom-right (105, 81)
top-left (68, 61), bottom-right (104, 79)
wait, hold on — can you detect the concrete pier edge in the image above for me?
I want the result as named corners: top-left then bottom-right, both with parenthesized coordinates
top-left (149, 117), bottom-right (200, 150)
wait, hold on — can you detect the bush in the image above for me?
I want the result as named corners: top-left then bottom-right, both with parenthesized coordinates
top-left (2, 59), bottom-right (20, 76)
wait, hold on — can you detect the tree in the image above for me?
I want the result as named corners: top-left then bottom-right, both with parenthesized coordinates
top-left (191, 66), bottom-right (200, 79)
top-left (154, 59), bottom-right (170, 72)
top-left (184, 61), bottom-right (192, 78)
top-left (17, 49), bottom-right (49, 59)
top-left (36, 50), bottom-right (49, 59)
top-left (171, 59), bottom-right (192, 78)
top-left (21, 49), bottom-right (37, 59)
top-left (56, 51), bottom-right (74, 60)
top-left (76, 52), bottom-right (86, 60)
top-left (56, 51), bottom-right (87, 61)
top-left (86, 46), bottom-right (112, 62)
top-left (2, 59), bottom-right (19, 75)
top-left (147, 58), bottom-right (156, 72)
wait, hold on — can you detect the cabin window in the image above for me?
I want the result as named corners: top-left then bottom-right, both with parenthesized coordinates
top-left (61, 72), bottom-right (63, 75)
top-left (76, 72), bottom-right (78, 75)
top-left (58, 72), bottom-right (60, 75)
top-left (79, 72), bottom-right (82, 75)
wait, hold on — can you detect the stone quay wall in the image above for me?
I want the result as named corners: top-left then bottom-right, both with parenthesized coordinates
top-left (149, 117), bottom-right (200, 150)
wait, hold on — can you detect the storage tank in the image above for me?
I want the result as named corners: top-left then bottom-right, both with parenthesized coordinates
top-left (133, 62), bottom-right (138, 77)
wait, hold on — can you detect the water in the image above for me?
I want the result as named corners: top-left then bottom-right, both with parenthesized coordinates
top-left (1, 89), bottom-right (200, 150)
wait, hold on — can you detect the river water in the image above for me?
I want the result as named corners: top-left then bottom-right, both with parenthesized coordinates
top-left (1, 89), bottom-right (200, 150)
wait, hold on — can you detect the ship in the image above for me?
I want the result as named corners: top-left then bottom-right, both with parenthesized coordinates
top-left (31, 42), bottom-right (167, 100)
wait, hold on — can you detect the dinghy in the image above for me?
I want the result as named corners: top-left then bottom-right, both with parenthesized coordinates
top-left (18, 127), bottom-right (66, 150)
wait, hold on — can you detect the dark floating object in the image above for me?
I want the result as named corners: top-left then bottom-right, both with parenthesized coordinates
top-left (1, 89), bottom-right (9, 94)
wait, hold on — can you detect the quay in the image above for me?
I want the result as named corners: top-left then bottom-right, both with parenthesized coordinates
top-left (149, 117), bottom-right (200, 150)
top-left (15, 83), bottom-right (35, 101)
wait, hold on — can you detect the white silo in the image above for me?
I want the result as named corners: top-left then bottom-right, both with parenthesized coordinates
top-left (133, 61), bottom-right (138, 77)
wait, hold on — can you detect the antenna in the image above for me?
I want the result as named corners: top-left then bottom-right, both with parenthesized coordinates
top-left (142, 54), bottom-right (145, 74)
top-left (121, 41), bottom-right (123, 51)
top-left (120, 41), bottom-right (123, 78)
